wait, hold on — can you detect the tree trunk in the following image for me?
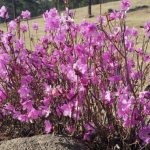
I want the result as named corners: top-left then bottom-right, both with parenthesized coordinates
top-left (88, 0), bottom-right (92, 17)
top-left (99, 0), bottom-right (103, 15)
top-left (12, 0), bottom-right (17, 19)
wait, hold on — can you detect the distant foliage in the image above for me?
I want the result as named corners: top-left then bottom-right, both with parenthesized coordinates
top-left (0, 0), bottom-right (150, 149)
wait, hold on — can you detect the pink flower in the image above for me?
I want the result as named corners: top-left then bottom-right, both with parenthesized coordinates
top-left (144, 21), bottom-right (150, 38)
top-left (121, 0), bottom-right (131, 11)
top-left (20, 24), bottom-right (28, 32)
top-left (125, 40), bottom-right (134, 52)
top-left (44, 120), bottom-right (52, 133)
top-left (42, 97), bottom-right (51, 106)
top-left (104, 91), bottom-right (111, 103)
top-left (130, 71), bottom-right (141, 80)
top-left (0, 90), bottom-right (6, 103)
top-left (144, 55), bottom-right (150, 62)
top-left (66, 126), bottom-right (75, 134)
top-left (4, 103), bottom-right (15, 112)
top-left (109, 75), bottom-right (121, 82)
top-left (13, 110), bottom-right (21, 119)
top-left (51, 88), bottom-right (59, 97)
top-left (73, 58), bottom-right (87, 75)
top-left (43, 8), bottom-right (58, 19)
top-left (32, 23), bottom-right (39, 30)
top-left (18, 85), bottom-right (30, 99)
top-left (44, 84), bottom-right (52, 95)
top-left (83, 132), bottom-right (91, 141)
top-left (84, 122), bottom-right (95, 134)
top-left (65, 67), bottom-right (77, 82)
top-left (22, 100), bottom-right (33, 111)
top-left (1, 33), bottom-right (14, 44)
top-left (73, 110), bottom-right (81, 120)
top-left (21, 10), bottom-right (31, 19)
top-left (61, 103), bottom-right (73, 118)
top-left (125, 27), bottom-right (138, 37)
top-left (139, 126), bottom-right (150, 144)
top-left (117, 93), bottom-right (135, 127)
top-left (109, 11), bottom-right (118, 20)
top-left (0, 6), bottom-right (8, 19)
top-left (0, 53), bottom-right (11, 64)
top-left (131, 27), bottom-right (138, 37)
top-left (96, 16), bottom-right (106, 25)
top-left (83, 122), bottom-right (96, 141)
top-left (15, 39), bottom-right (24, 49)
top-left (0, 3), bottom-right (149, 146)
top-left (18, 114), bottom-right (29, 122)
top-left (28, 108), bottom-right (39, 120)
top-left (38, 106), bottom-right (51, 118)
top-left (8, 20), bottom-right (17, 31)
top-left (87, 23), bottom-right (97, 35)
top-left (144, 21), bottom-right (150, 31)
top-left (43, 8), bottom-right (60, 31)
top-left (2, 103), bottom-right (15, 116)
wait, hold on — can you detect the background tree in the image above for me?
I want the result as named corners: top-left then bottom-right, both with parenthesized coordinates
top-left (0, 0), bottom-right (119, 22)
top-left (88, 0), bottom-right (92, 17)
top-left (12, 0), bottom-right (17, 19)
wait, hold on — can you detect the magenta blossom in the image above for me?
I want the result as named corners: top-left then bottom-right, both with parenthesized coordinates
top-left (22, 100), bottom-right (33, 111)
top-left (44, 120), bottom-right (52, 133)
top-left (28, 108), bottom-right (39, 120)
top-left (32, 23), bottom-right (39, 30)
top-left (0, 6), bottom-right (8, 19)
top-left (96, 16), bottom-right (106, 25)
top-left (18, 85), bottom-right (30, 99)
top-left (0, 90), bottom-right (6, 103)
top-left (66, 125), bottom-right (75, 134)
top-left (18, 114), bottom-right (29, 122)
top-left (121, 0), bottom-right (131, 11)
top-left (20, 24), bottom-right (28, 32)
top-left (38, 106), bottom-right (51, 118)
top-left (8, 20), bottom-right (17, 31)
top-left (144, 21), bottom-right (150, 38)
top-left (15, 39), bottom-right (25, 49)
top-left (21, 10), bottom-right (31, 19)
top-left (139, 126), bottom-right (150, 144)
top-left (61, 103), bottom-right (73, 118)
top-left (83, 132), bottom-right (91, 141)
top-left (83, 122), bottom-right (96, 141)
top-left (0, 2), bottom-right (149, 147)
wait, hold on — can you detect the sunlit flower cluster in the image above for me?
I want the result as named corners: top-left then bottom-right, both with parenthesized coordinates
top-left (0, 0), bottom-right (149, 148)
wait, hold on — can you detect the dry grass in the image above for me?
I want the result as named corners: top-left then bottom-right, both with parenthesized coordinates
top-left (0, 0), bottom-right (150, 49)
top-left (0, 0), bottom-right (150, 28)
top-left (74, 0), bottom-right (150, 23)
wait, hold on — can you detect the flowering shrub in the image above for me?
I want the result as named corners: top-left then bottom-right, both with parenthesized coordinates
top-left (0, 0), bottom-right (149, 149)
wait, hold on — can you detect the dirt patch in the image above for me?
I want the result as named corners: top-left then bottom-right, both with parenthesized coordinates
top-left (128, 5), bottom-right (150, 13)
top-left (107, 5), bottom-right (150, 13)
top-left (0, 134), bottom-right (88, 150)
